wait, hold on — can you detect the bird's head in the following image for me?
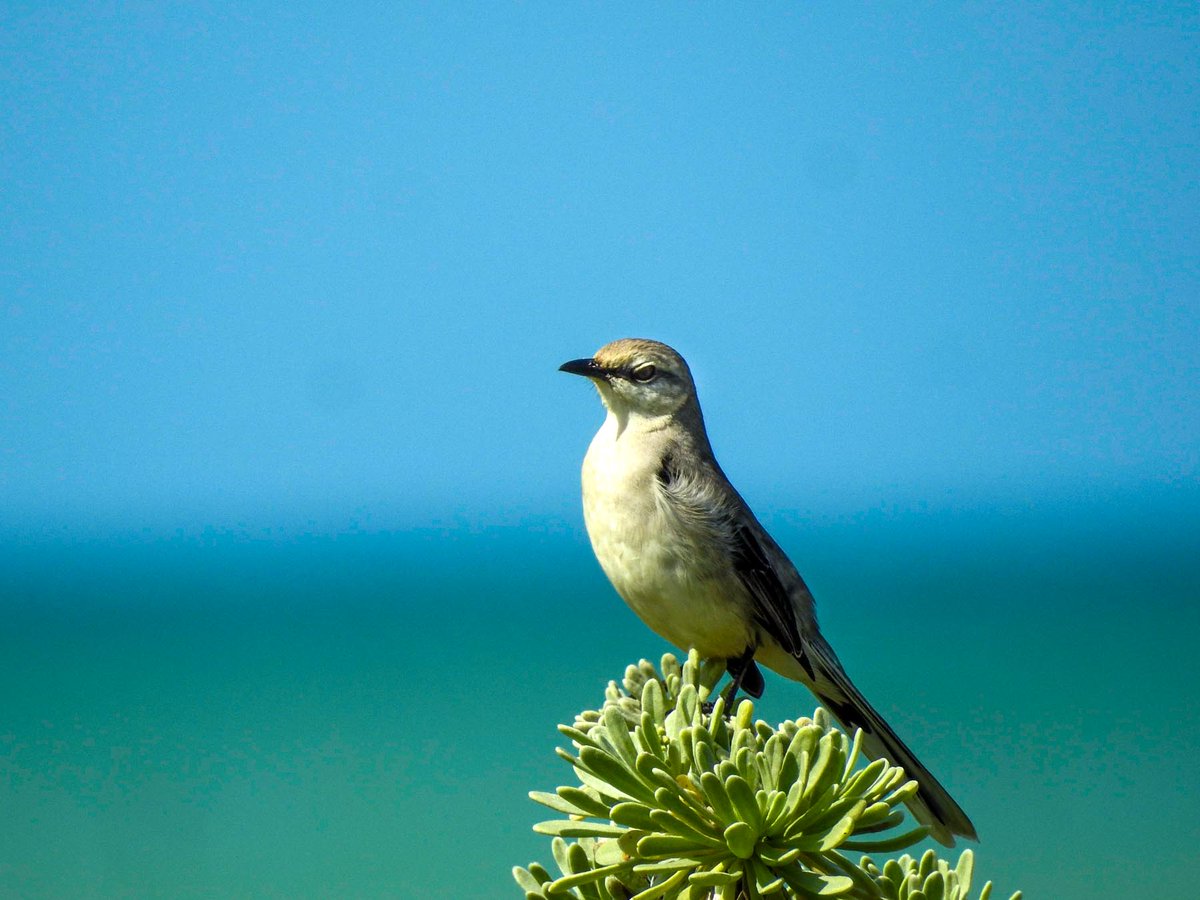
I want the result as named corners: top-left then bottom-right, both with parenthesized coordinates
top-left (559, 338), bottom-right (698, 421)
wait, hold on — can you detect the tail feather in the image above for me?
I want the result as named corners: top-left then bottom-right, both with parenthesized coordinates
top-left (807, 647), bottom-right (977, 846)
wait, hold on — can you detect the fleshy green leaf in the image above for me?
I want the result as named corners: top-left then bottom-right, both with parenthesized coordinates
top-left (723, 821), bottom-right (757, 860)
top-left (533, 820), bottom-right (627, 839)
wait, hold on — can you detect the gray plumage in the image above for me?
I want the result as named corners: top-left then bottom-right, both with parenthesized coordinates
top-left (560, 337), bottom-right (977, 847)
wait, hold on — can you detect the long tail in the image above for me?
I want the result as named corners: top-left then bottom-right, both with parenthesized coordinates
top-left (805, 639), bottom-right (977, 846)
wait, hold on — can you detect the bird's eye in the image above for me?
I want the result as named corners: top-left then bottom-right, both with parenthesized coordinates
top-left (631, 363), bottom-right (657, 383)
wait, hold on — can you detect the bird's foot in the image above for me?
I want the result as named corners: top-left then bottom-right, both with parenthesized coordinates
top-left (700, 682), bottom-right (741, 717)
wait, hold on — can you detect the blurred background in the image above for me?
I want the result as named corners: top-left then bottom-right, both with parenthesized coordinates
top-left (2, 3), bottom-right (1197, 897)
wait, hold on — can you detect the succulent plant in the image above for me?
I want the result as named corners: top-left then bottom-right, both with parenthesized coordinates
top-left (861, 849), bottom-right (1011, 900)
top-left (514, 651), bottom-right (1019, 900)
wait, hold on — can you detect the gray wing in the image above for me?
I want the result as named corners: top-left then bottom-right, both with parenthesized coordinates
top-left (729, 521), bottom-right (802, 652)
top-left (657, 450), bottom-right (813, 674)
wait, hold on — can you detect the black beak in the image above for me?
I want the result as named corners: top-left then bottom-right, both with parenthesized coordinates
top-left (559, 357), bottom-right (609, 379)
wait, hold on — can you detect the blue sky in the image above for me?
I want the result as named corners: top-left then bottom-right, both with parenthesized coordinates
top-left (2, 3), bottom-right (1197, 537)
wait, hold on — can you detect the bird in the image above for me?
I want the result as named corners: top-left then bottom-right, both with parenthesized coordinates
top-left (559, 337), bottom-right (977, 847)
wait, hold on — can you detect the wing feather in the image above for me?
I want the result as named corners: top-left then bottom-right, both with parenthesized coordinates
top-left (657, 450), bottom-right (807, 665)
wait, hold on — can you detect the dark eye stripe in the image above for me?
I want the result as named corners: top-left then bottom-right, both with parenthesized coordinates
top-left (630, 363), bottom-right (657, 382)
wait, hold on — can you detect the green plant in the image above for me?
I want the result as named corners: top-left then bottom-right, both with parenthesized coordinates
top-left (514, 652), bottom-right (1019, 900)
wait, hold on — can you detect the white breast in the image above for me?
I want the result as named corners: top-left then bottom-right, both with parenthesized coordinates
top-left (579, 413), bottom-right (753, 658)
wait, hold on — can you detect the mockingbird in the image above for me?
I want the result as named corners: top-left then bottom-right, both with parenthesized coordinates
top-left (560, 337), bottom-right (977, 846)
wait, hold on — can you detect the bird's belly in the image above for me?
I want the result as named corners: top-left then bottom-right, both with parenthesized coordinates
top-left (582, 462), bottom-right (751, 659)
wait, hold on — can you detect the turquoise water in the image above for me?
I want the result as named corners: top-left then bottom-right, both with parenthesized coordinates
top-left (1, 507), bottom-right (1197, 898)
